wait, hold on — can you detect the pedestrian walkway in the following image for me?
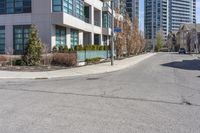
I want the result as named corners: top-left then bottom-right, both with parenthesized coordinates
top-left (0, 53), bottom-right (156, 79)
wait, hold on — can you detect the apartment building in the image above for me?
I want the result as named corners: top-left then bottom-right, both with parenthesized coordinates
top-left (126, 0), bottom-right (139, 21)
top-left (144, 0), bottom-right (196, 42)
top-left (0, 0), bottom-right (113, 55)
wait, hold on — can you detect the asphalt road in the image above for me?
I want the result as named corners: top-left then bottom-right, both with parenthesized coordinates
top-left (0, 53), bottom-right (200, 133)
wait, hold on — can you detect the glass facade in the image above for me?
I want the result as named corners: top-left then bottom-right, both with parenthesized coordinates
top-left (70, 29), bottom-right (78, 48)
top-left (144, 0), bottom-right (196, 41)
top-left (126, 0), bottom-right (139, 21)
top-left (13, 25), bottom-right (30, 54)
top-left (52, 0), bottom-right (62, 12)
top-left (0, 26), bottom-right (5, 54)
top-left (56, 26), bottom-right (66, 46)
top-left (52, 0), bottom-right (84, 20)
top-left (0, 0), bottom-right (31, 14)
top-left (102, 12), bottom-right (111, 28)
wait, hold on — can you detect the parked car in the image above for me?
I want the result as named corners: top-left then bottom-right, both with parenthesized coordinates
top-left (179, 48), bottom-right (186, 54)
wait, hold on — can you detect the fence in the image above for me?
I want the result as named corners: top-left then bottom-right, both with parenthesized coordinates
top-left (77, 50), bottom-right (111, 62)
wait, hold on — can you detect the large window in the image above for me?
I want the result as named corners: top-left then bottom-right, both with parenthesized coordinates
top-left (70, 29), bottom-right (78, 48)
top-left (63, 0), bottom-right (73, 15)
top-left (0, 26), bottom-right (5, 54)
top-left (0, 0), bottom-right (31, 14)
top-left (56, 26), bottom-right (66, 46)
top-left (75, 0), bottom-right (84, 20)
top-left (102, 12), bottom-right (112, 28)
top-left (13, 25), bottom-right (30, 54)
top-left (52, 0), bottom-right (62, 12)
top-left (53, 0), bottom-right (84, 21)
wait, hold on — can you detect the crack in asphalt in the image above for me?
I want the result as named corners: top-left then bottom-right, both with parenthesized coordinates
top-left (0, 87), bottom-right (200, 107)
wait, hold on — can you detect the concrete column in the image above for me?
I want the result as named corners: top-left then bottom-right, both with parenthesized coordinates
top-left (107, 35), bottom-right (110, 46)
top-left (91, 32), bottom-right (94, 44)
top-left (79, 31), bottom-right (83, 45)
top-left (51, 25), bottom-right (56, 49)
top-left (100, 10), bottom-right (102, 28)
top-left (66, 28), bottom-right (71, 48)
top-left (91, 6), bottom-right (94, 25)
top-left (5, 25), bottom-right (13, 55)
top-left (100, 34), bottom-right (103, 45)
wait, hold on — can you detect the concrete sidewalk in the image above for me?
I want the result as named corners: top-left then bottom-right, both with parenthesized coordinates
top-left (0, 53), bottom-right (156, 79)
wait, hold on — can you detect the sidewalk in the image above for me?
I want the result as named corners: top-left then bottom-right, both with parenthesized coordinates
top-left (0, 53), bottom-right (156, 79)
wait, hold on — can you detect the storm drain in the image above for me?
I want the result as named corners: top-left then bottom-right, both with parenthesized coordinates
top-left (86, 77), bottom-right (100, 80)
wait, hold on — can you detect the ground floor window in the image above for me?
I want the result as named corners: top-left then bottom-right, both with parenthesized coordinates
top-left (94, 34), bottom-right (100, 45)
top-left (13, 25), bottom-right (30, 54)
top-left (103, 35), bottom-right (107, 45)
top-left (71, 29), bottom-right (78, 48)
top-left (0, 26), bottom-right (5, 54)
top-left (56, 26), bottom-right (66, 46)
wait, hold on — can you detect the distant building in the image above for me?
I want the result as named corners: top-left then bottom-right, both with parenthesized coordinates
top-left (175, 24), bottom-right (200, 53)
top-left (126, 0), bottom-right (139, 21)
top-left (144, 0), bottom-right (196, 49)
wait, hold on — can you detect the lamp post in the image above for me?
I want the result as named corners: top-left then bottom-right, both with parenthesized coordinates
top-left (102, 0), bottom-right (114, 66)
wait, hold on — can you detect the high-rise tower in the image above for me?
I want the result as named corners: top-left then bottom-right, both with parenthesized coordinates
top-left (126, 0), bottom-right (139, 21)
top-left (144, 0), bottom-right (196, 43)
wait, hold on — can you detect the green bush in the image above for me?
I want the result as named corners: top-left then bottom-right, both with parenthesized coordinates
top-left (52, 46), bottom-right (58, 53)
top-left (13, 59), bottom-right (26, 66)
top-left (23, 25), bottom-right (43, 66)
top-left (74, 45), bottom-right (84, 51)
top-left (58, 45), bottom-right (64, 53)
top-left (63, 45), bottom-right (68, 53)
top-left (85, 57), bottom-right (101, 63)
top-left (53, 45), bottom-right (109, 52)
top-left (99, 45), bottom-right (104, 50)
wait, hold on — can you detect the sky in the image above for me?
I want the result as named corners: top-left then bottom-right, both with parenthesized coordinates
top-left (139, 0), bottom-right (200, 31)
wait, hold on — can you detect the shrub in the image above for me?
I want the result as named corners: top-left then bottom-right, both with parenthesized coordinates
top-left (0, 56), bottom-right (7, 62)
top-left (58, 45), bottom-right (64, 53)
top-left (63, 45), bottom-right (68, 53)
top-left (52, 53), bottom-right (77, 66)
top-left (23, 25), bottom-right (43, 66)
top-left (52, 46), bottom-right (58, 53)
top-left (74, 45), bottom-right (84, 51)
top-left (85, 57), bottom-right (101, 63)
top-left (13, 59), bottom-right (26, 66)
top-left (99, 45), bottom-right (105, 50)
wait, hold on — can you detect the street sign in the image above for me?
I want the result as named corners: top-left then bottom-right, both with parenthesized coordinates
top-left (114, 27), bottom-right (122, 33)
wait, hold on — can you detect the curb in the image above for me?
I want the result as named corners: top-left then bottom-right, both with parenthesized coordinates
top-left (0, 53), bottom-right (156, 79)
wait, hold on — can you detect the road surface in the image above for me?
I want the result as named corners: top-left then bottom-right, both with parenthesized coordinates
top-left (0, 53), bottom-right (200, 133)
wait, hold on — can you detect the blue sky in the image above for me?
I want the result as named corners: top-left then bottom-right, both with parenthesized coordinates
top-left (139, 0), bottom-right (200, 31)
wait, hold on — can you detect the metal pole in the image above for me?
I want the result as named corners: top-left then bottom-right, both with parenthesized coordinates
top-left (111, 0), bottom-right (114, 66)
top-left (195, 22), bottom-right (199, 53)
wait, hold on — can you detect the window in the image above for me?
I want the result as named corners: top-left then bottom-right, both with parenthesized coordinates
top-left (52, 0), bottom-right (62, 12)
top-left (75, 0), bottom-right (84, 19)
top-left (0, 26), bottom-right (5, 54)
top-left (102, 12), bottom-right (112, 28)
top-left (0, 0), bottom-right (6, 14)
top-left (13, 25), bottom-right (30, 54)
top-left (0, 0), bottom-right (31, 14)
top-left (53, 0), bottom-right (84, 21)
top-left (56, 26), bottom-right (66, 46)
top-left (63, 0), bottom-right (73, 14)
top-left (70, 29), bottom-right (78, 48)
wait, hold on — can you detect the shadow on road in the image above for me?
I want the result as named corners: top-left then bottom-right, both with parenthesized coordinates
top-left (161, 59), bottom-right (200, 71)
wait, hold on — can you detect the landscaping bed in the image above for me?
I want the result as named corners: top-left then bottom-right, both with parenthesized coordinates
top-left (0, 65), bottom-right (70, 72)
